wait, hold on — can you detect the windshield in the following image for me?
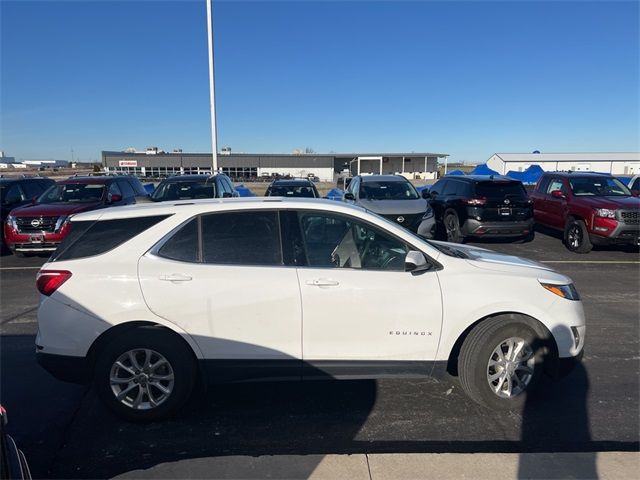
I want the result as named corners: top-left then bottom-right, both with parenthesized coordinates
top-left (569, 177), bottom-right (631, 197)
top-left (38, 183), bottom-right (105, 204)
top-left (267, 185), bottom-right (316, 197)
top-left (151, 180), bottom-right (216, 201)
top-left (360, 181), bottom-right (419, 200)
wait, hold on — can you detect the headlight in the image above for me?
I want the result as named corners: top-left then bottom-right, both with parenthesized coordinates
top-left (6, 215), bottom-right (17, 230)
top-left (540, 282), bottom-right (581, 301)
top-left (595, 208), bottom-right (616, 219)
top-left (422, 207), bottom-right (434, 220)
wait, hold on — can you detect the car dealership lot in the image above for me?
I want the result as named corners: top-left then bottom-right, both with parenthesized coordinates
top-left (1, 231), bottom-right (638, 478)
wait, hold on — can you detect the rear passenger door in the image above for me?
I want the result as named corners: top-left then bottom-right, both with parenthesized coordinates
top-left (138, 210), bottom-right (302, 382)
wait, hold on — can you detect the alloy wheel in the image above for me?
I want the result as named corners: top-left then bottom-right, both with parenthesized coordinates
top-left (486, 337), bottom-right (535, 398)
top-left (568, 225), bottom-right (582, 249)
top-left (109, 349), bottom-right (175, 410)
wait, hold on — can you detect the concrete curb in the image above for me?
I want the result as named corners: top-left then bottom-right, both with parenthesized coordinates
top-left (116, 451), bottom-right (640, 479)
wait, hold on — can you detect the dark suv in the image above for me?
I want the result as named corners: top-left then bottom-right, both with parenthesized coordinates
top-left (530, 172), bottom-right (640, 253)
top-left (1, 177), bottom-right (55, 247)
top-left (426, 175), bottom-right (534, 242)
top-left (4, 175), bottom-right (148, 255)
top-left (265, 179), bottom-right (320, 198)
top-left (150, 174), bottom-right (237, 202)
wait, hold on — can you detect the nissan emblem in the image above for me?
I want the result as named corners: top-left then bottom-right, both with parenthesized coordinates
top-left (397, 216), bottom-right (405, 223)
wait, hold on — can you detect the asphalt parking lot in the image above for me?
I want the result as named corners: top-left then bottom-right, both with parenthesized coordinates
top-left (1, 229), bottom-right (638, 479)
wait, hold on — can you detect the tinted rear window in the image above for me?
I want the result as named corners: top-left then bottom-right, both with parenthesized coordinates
top-left (51, 215), bottom-right (170, 261)
top-left (475, 181), bottom-right (527, 199)
top-left (157, 218), bottom-right (199, 263)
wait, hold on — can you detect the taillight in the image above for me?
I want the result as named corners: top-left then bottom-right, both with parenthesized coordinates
top-left (465, 196), bottom-right (487, 206)
top-left (36, 270), bottom-right (72, 296)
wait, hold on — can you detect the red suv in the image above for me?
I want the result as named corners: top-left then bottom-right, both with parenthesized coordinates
top-left (4, 175), bottom-right (148, 256)
top-left (530, 172), bottom-right (640, 253)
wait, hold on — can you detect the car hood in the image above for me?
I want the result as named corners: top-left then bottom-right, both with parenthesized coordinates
top-left (429, 241), bottom-right (570, 283)
top-left (357, 198), bottom-right (429, 215)
top-left (574, 195), bottom-right (640, 210)
top-left (8, 202), bottom-right (103, 217)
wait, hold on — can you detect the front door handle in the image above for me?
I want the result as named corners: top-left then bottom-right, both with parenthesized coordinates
top-left (159, 274), bottom-right (192, 282)
top-left (306, 279), bottom-right (339, 287)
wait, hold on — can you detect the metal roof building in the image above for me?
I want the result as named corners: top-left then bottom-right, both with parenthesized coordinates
top-left (102, 150), bottom-right (448, 182)
top-left (487, 152), bottom-right (640, 176)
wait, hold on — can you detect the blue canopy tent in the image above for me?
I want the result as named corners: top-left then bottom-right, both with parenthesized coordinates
top-left (324, 188), bottom-right (345, 201)
top-left (234, 185), bottom-right (257, 197)
top-left (469, 163), bottom-right (500, 176)
top-left (506, 165), bottom-right (545, 185)
top-left (446, 170), bottom-right (465, 176)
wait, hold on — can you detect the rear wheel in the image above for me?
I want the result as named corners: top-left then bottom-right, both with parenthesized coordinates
top-left (94, 327), bottom-right (196, 422)
top-left (564, 218), bottom-right (592, 253)
top-left (458, 316), bottom-right (545, 410)
top-left (444, 211), bottom-right (463, 243)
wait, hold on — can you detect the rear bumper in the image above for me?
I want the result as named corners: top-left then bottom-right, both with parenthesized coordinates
top-left (461, 219), bottom-right (534, 237)
top-left (36, 350), bottom-right (91, 384)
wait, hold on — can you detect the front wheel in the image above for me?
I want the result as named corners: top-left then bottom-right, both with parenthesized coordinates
top-left (458, 316), bottom-right (545, 410)
top-left (94, 327), bottom-right (197, 422)
top-left (564, 218), bottom-right (593, 253)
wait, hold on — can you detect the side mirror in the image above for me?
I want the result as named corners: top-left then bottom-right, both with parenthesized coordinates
top-left (344, 192), bottom-right (355, 201)
top-left (222, 192), bottom-right (233, 198)
top-left (108, 193), bottom-right (123, 203)
top-left (421, 189), bottom-right (431, 199)
top-left (550, 190), bottom-right (566, 199)
top-left (405, 250), bottom-right (430, 273)
top-left (31, 196), bottom-right (38, 205)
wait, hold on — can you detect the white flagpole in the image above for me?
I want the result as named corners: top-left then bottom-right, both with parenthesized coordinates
top-left (206, 0), bottom-right (218, 172)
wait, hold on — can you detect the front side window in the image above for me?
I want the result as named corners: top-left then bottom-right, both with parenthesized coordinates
top-left (546, 179), bottom-right (565, 195)
top-left (359, 181), bottom-right (419, 200)
top-left (201, 211), bottom-right (281, 265)
top-left (39, 183), bottom-right (105, 204)
top-left (2, 184), bottom-right (25, 205)
top-left (298, 212), bottom-right (408, 271)
top-left (569, 177), bottom-right (631, 197)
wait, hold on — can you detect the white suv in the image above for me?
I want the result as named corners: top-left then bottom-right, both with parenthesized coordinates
top-left (35, 198), bottom-right (585, 421)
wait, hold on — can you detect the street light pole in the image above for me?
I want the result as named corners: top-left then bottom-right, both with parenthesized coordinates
top-left (206, 0), bottom-right (218, 172)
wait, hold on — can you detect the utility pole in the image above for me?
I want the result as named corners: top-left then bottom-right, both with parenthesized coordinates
top-left (206, 0), bottom-right (218, 172)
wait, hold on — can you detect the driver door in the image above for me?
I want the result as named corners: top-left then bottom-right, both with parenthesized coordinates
top-left (293, 211), bottom-right (443, 378)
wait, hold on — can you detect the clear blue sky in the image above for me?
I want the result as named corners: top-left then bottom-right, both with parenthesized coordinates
top-left (1, 0), bottom-right (638, 163)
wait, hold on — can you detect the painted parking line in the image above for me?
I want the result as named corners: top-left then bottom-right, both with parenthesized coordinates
top-left (542, 260), bottom-right (640, 264)
top-left (0, 266), bottom-right (42, 270)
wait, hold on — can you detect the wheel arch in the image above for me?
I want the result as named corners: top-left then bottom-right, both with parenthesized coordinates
top-left (446, 311), bottom-right (559, 377)
top-left (86, 321), bottom-right (201, 370)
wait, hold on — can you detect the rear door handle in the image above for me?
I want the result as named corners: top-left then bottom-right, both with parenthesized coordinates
top-left (306, 279), bottom-right (339, 287)
top-left (159, 274), bottom-right (192, 282)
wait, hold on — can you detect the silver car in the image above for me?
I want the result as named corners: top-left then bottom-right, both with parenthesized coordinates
top-left (343, 175), bottom-right (435, 238)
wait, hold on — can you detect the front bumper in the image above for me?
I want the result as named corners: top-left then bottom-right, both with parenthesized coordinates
top-left (4, 226), bottom-right (65, 252)
top-left (36, 350), bottom-right (91, 384)
top-left (461, 219), bottom-right (534, 237)
top-left (589, 226), bottom-right (640, 246)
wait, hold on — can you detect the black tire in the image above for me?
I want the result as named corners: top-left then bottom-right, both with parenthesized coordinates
top-left (458, 315), bottom-right (546, 410)
top-left (94, 326), bottom-right (197, 422)
top-left (564, 218), bottom-right (593, 253)
top-left (443, 211), bottom-right (464, 243)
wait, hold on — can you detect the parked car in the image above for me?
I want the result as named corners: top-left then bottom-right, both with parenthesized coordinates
top-left (425, 175), bottom-right (534, 243)
top-left (3, 175), bottom-right (148, 256)
top-left (343, 175), bottom-right (435, 238)
top-left (530, 172), bottom-right (640, 253)
top-left (265, 179), bottom-right (320, 198)
top-left (0, 406), bottom-right (32, 479)
top-left (1, 177), bottom-right (55, 247)
top-left (150, 174), bottom-right (237, 202)
top-left (35, 198), bottom-right (584, 421)
top-left (627, 175), bottom-right (640, 196)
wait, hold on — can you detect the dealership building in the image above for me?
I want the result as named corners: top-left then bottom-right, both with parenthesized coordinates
top-left (486, 152), bottom-right (640, 176)
top-left (101, 150), bottom-right (448, 182)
